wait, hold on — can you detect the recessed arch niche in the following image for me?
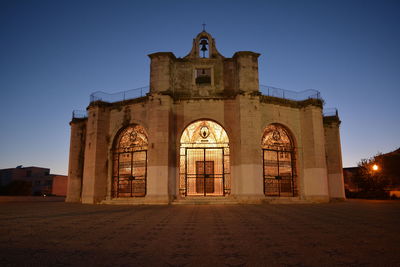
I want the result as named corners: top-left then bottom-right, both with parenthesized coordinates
top-left (179, 120), bottom-right (231, 196)
top-left (262, 124), bottom-right (297, 197)
top-left (112, 124), bottom-right (148, 197)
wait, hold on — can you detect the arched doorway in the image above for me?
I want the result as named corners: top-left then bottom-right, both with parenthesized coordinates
top-left (262, 124), bottom-right (297, 197)
top-left (179, 120), bottom-right (230, 196)
top-left (112, 125), bottom-right (148, 197)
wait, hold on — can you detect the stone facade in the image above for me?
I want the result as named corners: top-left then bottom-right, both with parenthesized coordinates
top-left (66, 31), bottom-right (345, 204)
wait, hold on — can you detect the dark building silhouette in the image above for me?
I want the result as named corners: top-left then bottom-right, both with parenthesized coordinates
top-left (0, 166), bottom-right (67, 196)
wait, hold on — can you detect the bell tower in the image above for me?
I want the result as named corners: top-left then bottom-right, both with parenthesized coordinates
top-left (148, 29), bottom-right (260, 96)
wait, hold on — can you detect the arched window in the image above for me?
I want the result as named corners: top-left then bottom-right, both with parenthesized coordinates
top-left (112, 125), bottom-right (148, 197)
top-left (262, 124), bottom-right (297, 197)
top-left (179, 120), bottom-right (230, 196)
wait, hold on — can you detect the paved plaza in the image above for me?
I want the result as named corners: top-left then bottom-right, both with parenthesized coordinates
top-left (0, 199), bottom-right (399, 266)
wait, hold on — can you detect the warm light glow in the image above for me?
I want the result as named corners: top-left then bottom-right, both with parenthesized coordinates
top-left (262, 124), bottom-right (293, 150)
top-left (180, 120), bottom-right (229, 146)
top-left (179, 120), bottom-right (230, 196)
top-left (372, 164), bottom-right (379, 171)
top-left (262, 124), bottom-right (296, 197)
top-left (113, 125), bottom-right (148, 198)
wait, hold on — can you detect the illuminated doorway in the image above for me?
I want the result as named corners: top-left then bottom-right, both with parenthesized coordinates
top-left (180, 120), bottom-right (230, 196)
top-left (112, 125), bottom-right (148, 197)
top-left (262, 124), bottom-right (297, 197)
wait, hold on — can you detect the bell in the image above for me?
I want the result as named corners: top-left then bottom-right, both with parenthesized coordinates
top-left (200, 39), bottom-right (208, 52)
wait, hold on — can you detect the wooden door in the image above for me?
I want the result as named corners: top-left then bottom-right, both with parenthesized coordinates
top-left (196, 161), bottom-right (214, 194)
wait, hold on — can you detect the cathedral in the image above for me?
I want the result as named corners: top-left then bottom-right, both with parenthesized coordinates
top-left (66, 31), bottom-right (345, 204)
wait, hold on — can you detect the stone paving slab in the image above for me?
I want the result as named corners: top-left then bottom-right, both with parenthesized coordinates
top-left (0, 196), bottom-right (65, 203)
top-left (0, 199), bottom-right (399, 266)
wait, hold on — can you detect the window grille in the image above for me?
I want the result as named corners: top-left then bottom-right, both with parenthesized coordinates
top-left (112, 125), bottom-right (148, 197)
top-left (180, 120), bottom-right (230, 196)
top-left (262, 124), bottom-right (297, 197)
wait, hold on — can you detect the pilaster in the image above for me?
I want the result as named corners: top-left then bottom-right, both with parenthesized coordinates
top-left (146, 94), bottom-right (173, 203)
top-left (81, 105), bottom-right (110, 204)
top-left (233, 94), bottom-right (264, 199)
top-left (300, 106), bottom-right (329, 202)
top-left (324, 118), bottom-right (345, 200)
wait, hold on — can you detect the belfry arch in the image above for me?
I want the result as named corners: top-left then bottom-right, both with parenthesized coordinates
top-left (262, 124), bottom-right (297, 197)
top-left (112, 124), bottom-right (148, 198)
top-left (179, 120), bottom-right (231, 196)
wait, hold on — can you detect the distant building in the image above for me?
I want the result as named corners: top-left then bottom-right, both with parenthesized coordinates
top-left (378, 148), bottom-right (400, 197)
top-left (51, 175), bottom-right (68, 196)
top-left (0, 166), bottom-right (68, 196)
top-left (67, 31), bottom-right (345, 204)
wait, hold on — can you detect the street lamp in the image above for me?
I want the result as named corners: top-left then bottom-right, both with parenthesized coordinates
top-left (372, 164), bottom-right (379, 171)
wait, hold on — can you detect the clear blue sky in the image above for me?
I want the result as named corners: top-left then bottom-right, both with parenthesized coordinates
top-left (1, 0), bottom-right (399, 175)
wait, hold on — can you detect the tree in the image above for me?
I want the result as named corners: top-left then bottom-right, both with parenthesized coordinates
top-left (351, 155), bottom-right (390, 198)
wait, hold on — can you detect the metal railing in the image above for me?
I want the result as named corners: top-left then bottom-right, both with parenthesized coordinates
top-left (323, 108), bottom-right (338, 117)
top-left (260, 85), bottom-right (321, 101)
top-left (90, 86), bottom-right (149, 103)
top-left (72, 110), bottom-right (87, 119)
top-left (74, 85), bottom-right (338, 119)
top-left (89, 85), bottom-right (321, 103)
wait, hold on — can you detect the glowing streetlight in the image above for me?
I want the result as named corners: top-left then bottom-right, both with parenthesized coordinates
top-left (372, 164), bottom-right (379, 171)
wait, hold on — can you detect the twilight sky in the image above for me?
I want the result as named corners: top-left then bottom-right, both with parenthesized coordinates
top-left (1, 0), bottom-right (399, 175)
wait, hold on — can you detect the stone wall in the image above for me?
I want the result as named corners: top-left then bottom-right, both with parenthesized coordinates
top-left (66, 119), bottom-right (86, 203)
top-left (68, 92), bottom-right (337, 204)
